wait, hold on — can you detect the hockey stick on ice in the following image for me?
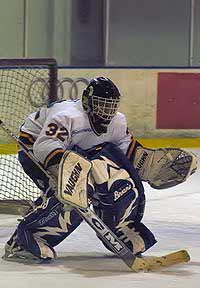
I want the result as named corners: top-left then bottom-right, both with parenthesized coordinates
top-left (0, 120), bottom-right (190, 272)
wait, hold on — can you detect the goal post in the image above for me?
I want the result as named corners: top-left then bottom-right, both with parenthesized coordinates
top-left (0, 58), bottom-right (58, 214)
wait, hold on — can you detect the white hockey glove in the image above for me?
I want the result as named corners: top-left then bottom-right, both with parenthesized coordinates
top-left (133, 147), bottom-right (197, 189)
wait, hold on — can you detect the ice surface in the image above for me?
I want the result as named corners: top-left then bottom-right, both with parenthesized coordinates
top-left (0, 149), bottom-right (199, 288)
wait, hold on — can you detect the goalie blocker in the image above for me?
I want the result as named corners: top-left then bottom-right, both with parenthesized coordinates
top-left (132, 145), bottom-right (197, 189)
top-left (57, 150), bottom-right (92, 209)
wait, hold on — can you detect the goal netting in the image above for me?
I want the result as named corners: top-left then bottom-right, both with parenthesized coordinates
top-left (0, 58), bottom-right (58, 214)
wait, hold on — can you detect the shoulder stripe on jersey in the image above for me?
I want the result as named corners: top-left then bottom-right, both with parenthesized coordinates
top-left (44, 148), bottom-right (65, 168)
top-left (19, 131), bottom-right (35, 144)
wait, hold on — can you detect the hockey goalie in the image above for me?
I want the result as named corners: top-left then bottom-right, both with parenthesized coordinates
top-left (1, 76), bottom-right (197, 264)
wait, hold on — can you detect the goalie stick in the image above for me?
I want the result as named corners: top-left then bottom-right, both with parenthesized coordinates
top-left (0, 119), bottom-right (190, 272)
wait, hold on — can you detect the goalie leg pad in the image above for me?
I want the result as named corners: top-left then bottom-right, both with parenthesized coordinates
top-left (17, 221), bottom-right (56, 260)
top-left (93, 179), bottom-right (157, 255)
top-left (4, 195), bottom-right (83, 262)
top-left (90, 150), bottom-right (157, 255)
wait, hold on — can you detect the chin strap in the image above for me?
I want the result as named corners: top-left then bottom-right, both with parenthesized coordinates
top-left (88, 113), bottom-right (108, 135)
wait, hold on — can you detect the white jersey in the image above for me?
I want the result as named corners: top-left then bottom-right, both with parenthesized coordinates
top-left (20, 100), bottom-right (132, 168)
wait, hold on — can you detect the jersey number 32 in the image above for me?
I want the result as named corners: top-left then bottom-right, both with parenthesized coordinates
top-left (46, 123), bottom-right (68, 142)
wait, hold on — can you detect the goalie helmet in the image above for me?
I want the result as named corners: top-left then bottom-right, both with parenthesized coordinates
top-left (82, 77), bottom-right (121, 135)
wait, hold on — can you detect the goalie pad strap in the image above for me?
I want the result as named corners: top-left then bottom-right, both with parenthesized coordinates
top-left (126, 139), bottom-right (143, 162)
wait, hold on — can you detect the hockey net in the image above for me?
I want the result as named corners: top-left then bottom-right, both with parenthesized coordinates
top-left (0, 58), bottom-right (58, 214)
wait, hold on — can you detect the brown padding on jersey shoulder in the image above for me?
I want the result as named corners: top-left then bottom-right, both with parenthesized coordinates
top-left (126, 139), bottom-right (143, 162)
top-left (44, 148), bottom-right (65, 168)
top-left (19, 131), bottom-right (35, 146)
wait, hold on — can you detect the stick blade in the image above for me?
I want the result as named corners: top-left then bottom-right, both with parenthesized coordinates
top-left (131, 250), bottom-right (190, 272)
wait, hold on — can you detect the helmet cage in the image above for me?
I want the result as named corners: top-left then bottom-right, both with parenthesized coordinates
top-left (91, 95), bottom-right (120, 121)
